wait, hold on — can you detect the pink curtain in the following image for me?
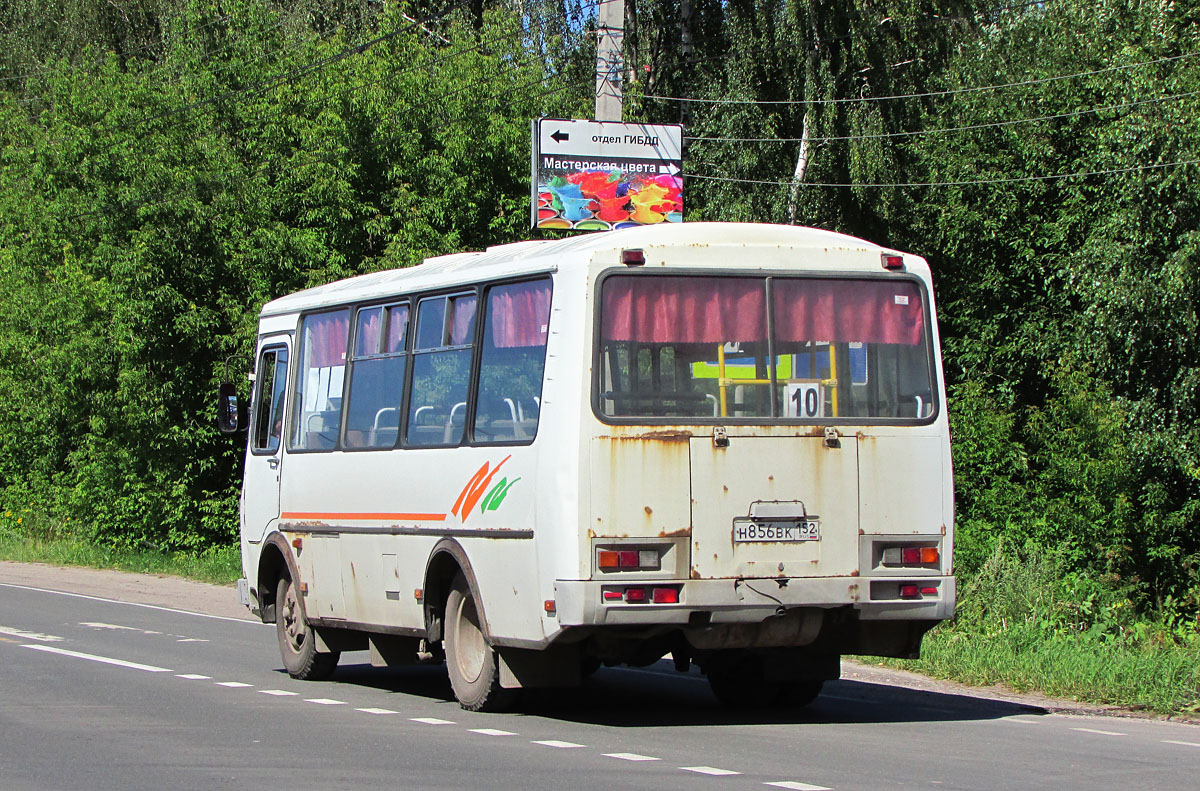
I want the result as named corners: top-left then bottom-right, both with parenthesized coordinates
top-left (490, 280), bottom-right (553, 348)
top-left (601, 277), bottom-right (766, 343)
top-left (450, 295), bottom-right (477, 346)
top-left (773, 279), bottom-right (925, 345)
top-left (386, 304), bottom-right (409, 353)
top-left (307, 310), bottom-right (350, 367)
top-left (354, 308), bottom-right (382, 357)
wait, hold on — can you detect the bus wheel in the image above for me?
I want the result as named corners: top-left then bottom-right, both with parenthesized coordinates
top-left (781, 680), bottom-right (824, 708)
top-left (706, 651), bottom-right (781, 709)
top-left (276, 575), bottom-right (339, 680)
top-left (444, 575), bottom-right (516, 712)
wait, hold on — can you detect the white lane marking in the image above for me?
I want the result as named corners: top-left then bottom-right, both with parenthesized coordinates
top-left (356, 708), bottom-right (398, 715)
top-left (79, 622), bottom-right (137, 631)
top-left (1164, 740), bottom-right (1200, 747)
top-left (0, 582), bottom-right (263, 625)
top-left (765, 782), bottom-right (833, 791)
top-left (1072, 727), bottom-right (1126, 737)
top-left (22, 644), bottom-right (171, 672)
top-left (176, 674), bottom-right (212, 680)
top-left (0, 625), bottom-right (63, 642)
top-left (604, 753), bottom-right (660, 762)
top-left (411, 717), bottom-right (455, 725)
top-left (215, 681), bottom-right (253, 688)
top-left (305, 698), bottom-right (346, 705)
top-left (1000, 717), bottom-right (1041, 724)
top-left (532, 740), bottom-right (585, 749)
top-left (470, 728), bottom-right (517, 736)
top-left (683, 766), bottom-right (741, 776)
top-left (260, 689), bottom-right (299, 696)
top-left (176, 638), bottom-right (208, 643)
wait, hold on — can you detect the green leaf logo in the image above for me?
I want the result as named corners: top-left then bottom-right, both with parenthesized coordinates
top-left (480, 477), bottom-right (520, 514)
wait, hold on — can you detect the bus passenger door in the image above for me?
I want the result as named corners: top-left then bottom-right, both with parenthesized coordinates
top-left (243, 337), bottom-right (291, 542)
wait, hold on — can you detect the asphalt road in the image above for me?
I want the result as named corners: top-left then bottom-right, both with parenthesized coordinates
top-left (2, 567), bottom-right (1198, 791)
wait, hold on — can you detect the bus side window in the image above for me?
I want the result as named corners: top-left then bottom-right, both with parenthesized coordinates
top-left (473, 279), bottom-right (552, 444)
top-left (343, 303), bottom-right (409, 449)
top-left (251, 346), bottom-right (288, 453)
top-left (290, 309), bottom-right (350, 451)
top-left (406, 292), bottom-right (476, 447)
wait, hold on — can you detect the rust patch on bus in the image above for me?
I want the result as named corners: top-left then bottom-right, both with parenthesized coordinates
top-left (659, 527), bottom-right (691, 538)
top-left (597, 427), bottom-right (693, 442)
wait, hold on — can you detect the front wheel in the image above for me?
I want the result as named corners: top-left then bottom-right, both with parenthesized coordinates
top-left (444, 574), bottom-right (516, 711)
top-left (276, 575), bottom-right (339, 680)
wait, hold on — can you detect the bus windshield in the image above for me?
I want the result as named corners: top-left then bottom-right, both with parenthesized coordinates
top-left (598, 274), bottom-right (935, 421)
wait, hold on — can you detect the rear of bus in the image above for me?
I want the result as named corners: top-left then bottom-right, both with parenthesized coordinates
top-left (554, 225), bottom-right (954, 705)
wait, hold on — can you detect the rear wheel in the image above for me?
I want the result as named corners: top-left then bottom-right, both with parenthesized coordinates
top-left (276, 575), bottom-right (339, 680)
top-left (707, 651), bottom-right (781, 709)
top-left (444, 574), bottom-right (516, 711)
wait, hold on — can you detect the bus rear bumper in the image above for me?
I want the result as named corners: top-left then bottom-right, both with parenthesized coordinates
top-left (554, 575), bottom-right (955, 627)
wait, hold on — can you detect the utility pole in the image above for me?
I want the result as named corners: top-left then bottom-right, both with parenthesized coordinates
top-left (595, 0), bottom-right (624, 121)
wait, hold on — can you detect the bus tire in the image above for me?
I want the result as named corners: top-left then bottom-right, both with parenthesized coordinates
top-left (781, 679), bottom-right (824, 708)
top-left (444, 574), bottom-right (515, 712)
top-left (276, 574), bottom-right (339, 681)
top-left (706, 651), bottom-right (781, 709)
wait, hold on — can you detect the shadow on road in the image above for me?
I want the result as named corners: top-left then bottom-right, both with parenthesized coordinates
top-left (299, 657), bottom-right (1047, 728)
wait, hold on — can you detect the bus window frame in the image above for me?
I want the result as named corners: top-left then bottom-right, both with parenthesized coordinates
top-left (285, 274), bottom-right (555, 454)
top-left (591, 268), bottom-right (940, 428)
top-left (249, 341), bottom-right (291, 457)
top-left (339, 299), bottom-right (411, 453)
top-left (288, 306), bottom-right (352, 454)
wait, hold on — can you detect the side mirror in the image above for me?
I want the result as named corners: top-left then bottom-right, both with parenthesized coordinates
top-left (218, 382), bottom-right (244, 434)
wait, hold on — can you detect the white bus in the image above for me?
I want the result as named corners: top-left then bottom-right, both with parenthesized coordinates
top-left (221, 222), bottom-right (955, 711)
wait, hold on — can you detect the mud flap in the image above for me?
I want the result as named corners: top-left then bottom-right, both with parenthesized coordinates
top-left (498, 645), bottom-right (583, 689)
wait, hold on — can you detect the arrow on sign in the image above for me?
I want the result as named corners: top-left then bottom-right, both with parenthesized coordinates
top-left (550, 130), bottom-right (570, 143)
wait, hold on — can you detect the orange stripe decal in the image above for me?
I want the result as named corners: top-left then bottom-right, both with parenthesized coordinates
top-left (280, 512), bottom-right (447, 522)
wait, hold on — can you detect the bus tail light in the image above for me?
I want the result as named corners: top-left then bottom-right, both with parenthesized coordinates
top-left (596, 546), bottom-right (663, 572)
top-left (899, 584), bottom-right (921, 599)
top-left (882, 545), bottom-right (939, 568)
top-left (651, 587), bottom-right (679, 604)
top-left (882, 253), bottom-right (904, 270)
top-left (601, 585), bottom-right (682, 604)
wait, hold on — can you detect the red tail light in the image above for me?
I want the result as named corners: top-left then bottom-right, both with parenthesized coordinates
top-left (882, 253), bottom-right (904, 270)
top-left (651, 587), bottom-right (679, 604)
top-left (899, 584), bottom-right (921, 599)
top-left (624, 588), bottom-right (648, 603)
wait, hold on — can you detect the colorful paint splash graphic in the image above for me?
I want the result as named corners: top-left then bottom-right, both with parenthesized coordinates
top-left (536, 170), bottom-right (683, 231)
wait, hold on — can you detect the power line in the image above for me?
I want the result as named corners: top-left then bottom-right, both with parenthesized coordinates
top-left (685, 89), bottom-right (1200, 144)
top-left (645, 51), bottom-right (1199, 106)
top-left (685, 158), bottom-right (1200, 189)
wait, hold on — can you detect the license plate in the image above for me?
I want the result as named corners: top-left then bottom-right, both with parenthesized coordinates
top-left (732, 517), bottom-right (820, 542)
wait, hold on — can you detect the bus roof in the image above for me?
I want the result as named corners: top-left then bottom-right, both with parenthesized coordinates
top-left (260, 222), bottom-right (900, 318)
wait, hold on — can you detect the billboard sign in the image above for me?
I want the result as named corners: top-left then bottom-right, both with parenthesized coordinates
top-left (531, 118), bottom-right (684, 231)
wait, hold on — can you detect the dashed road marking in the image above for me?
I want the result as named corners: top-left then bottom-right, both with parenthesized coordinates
top-left (682, 766), bottom-right (741, 776)
top-left (305, 698), bottom-right (346, 705)
top-left (356, 707), bottom-right (398, 715)
top-left (470, 728), bottom-right (517, 736)
top-left (79, 622), bottom-right (137, 631)
top-left (260, 689), bottom-right (298, 696)
top-left (176, 673), bottom-right (211, 680)
top-left (1072, 727), bottom-right (1126, 737)
top-left (1000, 717), bottom-right (1040, 724)
top-left (411, 717), bottom-right (455, 725)
top-left (533, 740), bottom-right (585, 748)
top-left (215, 681), bottom-right (253, 688)
top-left (604, 753), bottom-right (660, 762)
top-left (22, 644), bottom-right (171, 672)
top-left (1164, 740), bottom-right (1200, 748)
top-left (765, 782), bottom-right (833, 791)
top-left (0, 625), bottom-right (63, 642)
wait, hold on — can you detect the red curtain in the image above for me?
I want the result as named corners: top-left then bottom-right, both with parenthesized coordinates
top-left (490, 279), bottom-right (553, 348)
top-left (306, 310), bottom-right (350, 367)
top-left (772, 279), bottom-right (925, 345)
top-left (354, 308), bottom-right (381, 357)
top-left (601, 276), bottom-right (766, 343)
top-left (601, 276), bottom-right (924, 346)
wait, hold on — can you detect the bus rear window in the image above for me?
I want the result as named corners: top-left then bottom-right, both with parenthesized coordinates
top-left (598, 274), bottom-right (934, 421)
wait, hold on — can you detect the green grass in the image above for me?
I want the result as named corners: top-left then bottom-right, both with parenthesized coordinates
top-left (0, 531), bottom-right (240, 585)
top-left (889, 621), bottom-right (1200, 716)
